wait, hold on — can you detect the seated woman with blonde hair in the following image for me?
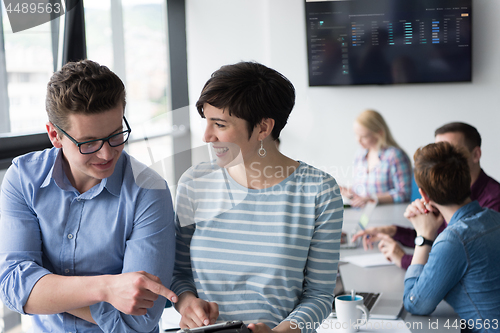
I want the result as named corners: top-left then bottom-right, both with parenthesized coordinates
top-left (341, 109), bottom-right (412, 207)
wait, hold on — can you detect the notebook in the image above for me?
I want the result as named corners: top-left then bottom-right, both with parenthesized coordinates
top-left (331, 270), bottom-right (404, 320)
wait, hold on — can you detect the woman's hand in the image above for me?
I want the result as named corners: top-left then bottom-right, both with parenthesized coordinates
top-left (404, 198), bottom-right (439, 219)
top-left (350, 194), bottom-right (372, 208)
top-left (248, 320), bottom-right (301, 333)
top-left (248, 323), bottom-right (274, 333)
top-left (175, 292), bottom-right (219, 329)
top-left (408, 211), bottom-right (444, 241)
top-left (339, 186), bottom-right (353, 198)
top-left (404, 199), bottom-right (443, 240)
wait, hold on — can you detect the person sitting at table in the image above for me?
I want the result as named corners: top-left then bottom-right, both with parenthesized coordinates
top-left (170, 61), bottom-right (343, 333)
top-left (402, 141), bottom-right (500, 329)
top-left (340, 109), bottom-right (412, 208)
top-left (352, 122), bottom-right (500, 269)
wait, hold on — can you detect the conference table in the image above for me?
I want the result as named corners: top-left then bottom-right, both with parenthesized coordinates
top-left (338, 203), bottom-right (461, 333)
top-left (161, 203), bottom-right (461, 332)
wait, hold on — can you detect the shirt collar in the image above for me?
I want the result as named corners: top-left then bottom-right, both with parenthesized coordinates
top-left (105, 153), bottom-right (124, 197)
top-left (40, 149), bottom-right (68, 190)
top-left (40, 149), bottom-right (124, 198)
top-left (448, 200), bottom-right (482, 226)
top-left (361, 146), bottom-right (387, 159)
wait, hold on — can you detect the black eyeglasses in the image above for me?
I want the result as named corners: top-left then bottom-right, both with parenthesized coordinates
top-left (54, 116), bottom-right (132, 154)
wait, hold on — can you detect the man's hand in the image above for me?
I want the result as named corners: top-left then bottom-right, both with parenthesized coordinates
top-left (176, 292), bottom-right (219, 329)
top-left (377, 233), bottom-right (405, 268)
top-left (103, 271), bottom-right (177, 316)
top-left (351, 225), bottom-right (397, 250)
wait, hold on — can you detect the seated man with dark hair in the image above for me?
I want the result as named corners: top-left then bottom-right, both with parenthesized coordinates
top-left (403, 142), bottom-right (500, 331)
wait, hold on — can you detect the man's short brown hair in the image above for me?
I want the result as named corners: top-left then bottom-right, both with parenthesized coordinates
top-left (46, 60), bottom-right (126, 130)
top-left (414, 141), bottom-right (471, 205)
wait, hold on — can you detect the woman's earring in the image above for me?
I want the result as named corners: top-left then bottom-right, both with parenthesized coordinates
top-left (258, 140), bottom-right (267, 158)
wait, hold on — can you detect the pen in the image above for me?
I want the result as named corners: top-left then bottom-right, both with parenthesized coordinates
top-left (358, 221), bottom-right (370, 240)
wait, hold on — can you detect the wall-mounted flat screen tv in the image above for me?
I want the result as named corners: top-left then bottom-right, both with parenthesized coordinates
top-left (306, 0), bottom-right (472, 86)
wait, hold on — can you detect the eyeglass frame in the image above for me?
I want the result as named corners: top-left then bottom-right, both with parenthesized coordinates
top-left (53, 116), bottom-right (132, 155)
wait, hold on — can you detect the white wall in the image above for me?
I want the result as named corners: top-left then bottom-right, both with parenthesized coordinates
top-left (185, 0), bottom-right (500, 185)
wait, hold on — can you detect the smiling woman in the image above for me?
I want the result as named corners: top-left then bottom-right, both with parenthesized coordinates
top-left (171, 61), bottom-right (343, 333)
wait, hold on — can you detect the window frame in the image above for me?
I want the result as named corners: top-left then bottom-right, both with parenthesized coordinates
top-left (0, 0), bottom-right (191, 182)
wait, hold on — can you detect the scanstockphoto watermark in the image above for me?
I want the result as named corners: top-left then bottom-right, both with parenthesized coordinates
top-left (290, 319), bottom-right (423, 331)
top-left (3, 0), bottom-right (81, 33)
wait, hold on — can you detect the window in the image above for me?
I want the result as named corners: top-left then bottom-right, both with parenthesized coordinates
top-left (84, 0), bottom-right (176, 185)
top-left (0, 0), bottom-right (190, 186)
top-left (1, 8), bottom-right (54, 134)
top-left (0, 1), bottom-right (190, 331)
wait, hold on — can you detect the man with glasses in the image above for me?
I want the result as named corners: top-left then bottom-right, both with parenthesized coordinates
top-left (0, 60), bottom-right (177, 332)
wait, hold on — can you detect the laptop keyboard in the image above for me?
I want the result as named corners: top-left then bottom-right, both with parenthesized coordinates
top-left (357, 292), bottom-right (380, 310)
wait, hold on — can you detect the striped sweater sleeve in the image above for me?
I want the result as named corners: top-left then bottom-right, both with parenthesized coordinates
top-left (285, 175), bottom-right (343, 333)
top-left (171, 171), bottom-right (198, 297)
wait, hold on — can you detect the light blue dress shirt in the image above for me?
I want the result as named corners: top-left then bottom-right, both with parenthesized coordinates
top-left (0, 148), bottom-right (175, 332)
top-left (404, 201), bottom-right (500, 333)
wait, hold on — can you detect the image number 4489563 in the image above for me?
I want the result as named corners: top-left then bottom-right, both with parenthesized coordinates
top-left (5, 1), bottom-right (62, 14)
top-left (3, 0), bottom-right (81, 33)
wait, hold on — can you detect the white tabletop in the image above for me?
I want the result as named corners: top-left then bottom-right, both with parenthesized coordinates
top-left (343, 203), bottom-right (411, 228)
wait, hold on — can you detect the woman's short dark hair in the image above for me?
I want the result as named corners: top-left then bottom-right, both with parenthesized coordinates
top-left (196, 61), bottom-right (295, 140)
top-left (414, 142), bottom-right (471, 205)
top-left (46, 59), bottom-right (126, 130)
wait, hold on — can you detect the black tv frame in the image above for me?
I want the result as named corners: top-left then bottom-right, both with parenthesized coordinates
top-left (305, 0), bottom-right (472, 86)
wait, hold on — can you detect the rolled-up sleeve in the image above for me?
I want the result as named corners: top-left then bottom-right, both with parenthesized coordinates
top-left (285, 177), bottom-right (343, 333)
top-left (89, 184), bottom-right (176, 332)
top-left (170, 172), bottom-right (198, 297)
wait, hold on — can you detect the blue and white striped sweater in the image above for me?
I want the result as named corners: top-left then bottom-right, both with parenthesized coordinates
top-left (172, 161), bottom-right (343, 333)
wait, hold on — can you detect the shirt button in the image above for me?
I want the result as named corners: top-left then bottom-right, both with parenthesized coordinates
top-left (65, 269), bottom-right (69, 274)
top-left (410, 295), bottom-right (415, 302)
top-left (67, 234), bottom-right (73, 239)
top-left (76, 198), bottom-right (81, 202)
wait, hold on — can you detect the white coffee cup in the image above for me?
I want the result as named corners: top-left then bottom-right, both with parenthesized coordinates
top-left (335, 294), bottom-right (370, 333)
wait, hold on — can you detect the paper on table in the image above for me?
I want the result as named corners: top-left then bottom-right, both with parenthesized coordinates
top-left (317, 317), bottom-right (412, 333)
top-left (161, 306), bottom-right (182, 331)
top-left (342, 253), bottom-right (393, 268)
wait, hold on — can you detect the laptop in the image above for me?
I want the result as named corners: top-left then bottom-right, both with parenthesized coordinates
top-left (331, 270), bottom-right (403, 320)
top-left (340, 200), bottom-right (377, 249)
